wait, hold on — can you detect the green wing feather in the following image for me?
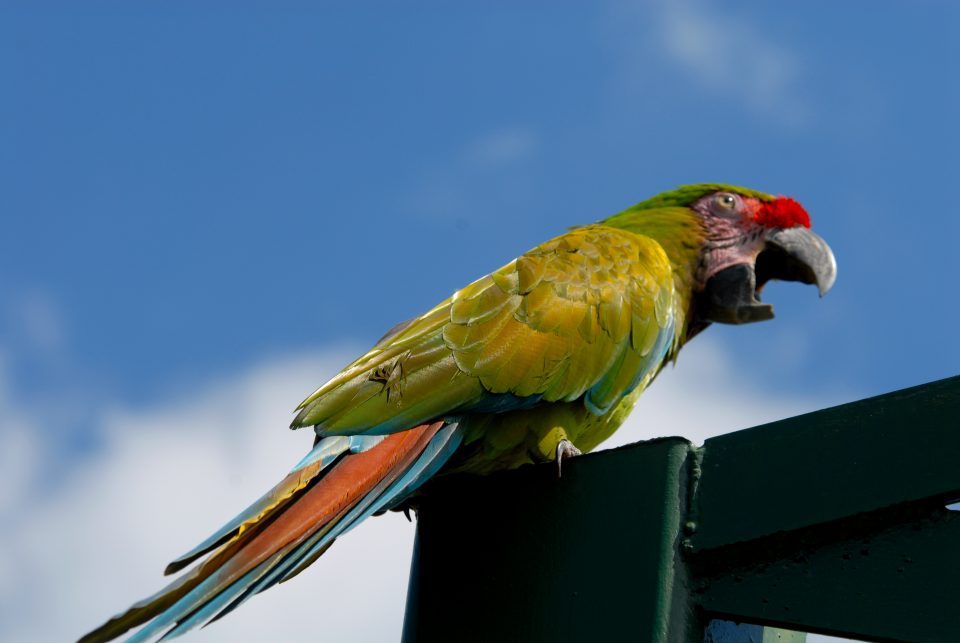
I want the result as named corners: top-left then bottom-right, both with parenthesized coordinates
top-left (292, 224), bottom-right (679, 437)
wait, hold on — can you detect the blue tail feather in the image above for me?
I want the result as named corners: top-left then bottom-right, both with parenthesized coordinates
top-left (127, 424), bottom-right (462, 642)
top-left (166, 435), bottom-right (386, 574)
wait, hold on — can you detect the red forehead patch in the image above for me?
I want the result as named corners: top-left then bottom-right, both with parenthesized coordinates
top-left (755, 196), bottom-right (811, 229)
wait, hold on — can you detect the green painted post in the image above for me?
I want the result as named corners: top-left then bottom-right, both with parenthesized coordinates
top-left (402, 438), bottom-right (697, 642)
top-left (402, 375), bottom-right (960, 642)
top-left (688, 375), bottom-right (960, 641)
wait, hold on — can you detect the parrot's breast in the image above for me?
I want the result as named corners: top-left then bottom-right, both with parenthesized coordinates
top-left (438, 385), bottom-right (648, 476)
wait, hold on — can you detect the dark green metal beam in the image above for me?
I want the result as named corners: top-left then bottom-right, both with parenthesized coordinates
top-left (402, 375), bottom-right (960, 643)
top-left (696, 508), bottom-right (960, 642)
top-left (689, 375), bottom-right (960, 552)
top-left (688, 375), bottom-right (960, 642)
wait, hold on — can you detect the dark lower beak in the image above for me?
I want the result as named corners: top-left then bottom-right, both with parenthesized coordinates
top-left (695, 227), bottom-right (837, 327)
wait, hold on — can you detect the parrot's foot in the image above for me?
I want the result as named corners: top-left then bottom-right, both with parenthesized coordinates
top-left (555, 439), bottom-right (582, 477)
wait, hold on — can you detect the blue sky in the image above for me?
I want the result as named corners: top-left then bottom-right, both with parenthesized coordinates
top-left (1, 2), bottom-right (957, 641)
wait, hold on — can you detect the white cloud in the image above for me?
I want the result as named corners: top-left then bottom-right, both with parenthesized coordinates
top-left (0, 358), bottom-right (40, 519)
top-left (1, 338), bottom-right (851, 642)
top-left (607, 336), bottom-right (849, 449)
top-left (2, 288), bottom-right (66, 355)
top-left (610, 0), bottom-right (810, 126)
top-left (0, 347), bottom-right (414, 643)
top-left (465, 127), bottom-right (538, 167)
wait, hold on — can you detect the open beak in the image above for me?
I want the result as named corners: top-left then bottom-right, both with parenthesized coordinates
top-left (696, 227), bottom-right (837, 326)
top-left (757, 226), bottom-right (837, 297)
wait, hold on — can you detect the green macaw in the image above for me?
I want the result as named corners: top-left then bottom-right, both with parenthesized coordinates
top-left (80, 183), bottom-right (836, 642)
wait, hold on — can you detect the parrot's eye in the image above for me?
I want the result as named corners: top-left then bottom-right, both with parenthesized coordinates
top-left (716, 194), bottom-right (738, 210)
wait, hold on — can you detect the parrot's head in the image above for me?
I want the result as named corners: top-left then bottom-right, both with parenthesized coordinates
top-left (687, 186), bottom-right (836, 327)
top-left (607, 183), bottom-right (837, 333)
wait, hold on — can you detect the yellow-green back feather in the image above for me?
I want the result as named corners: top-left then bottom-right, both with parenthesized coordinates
top-left (292, 223), bottom-right (689, 446)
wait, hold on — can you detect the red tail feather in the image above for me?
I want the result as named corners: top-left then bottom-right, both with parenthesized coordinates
top-left (78, 422), bottom-right (443, 643)
top-left (208, 423), bottom-right (442, 587)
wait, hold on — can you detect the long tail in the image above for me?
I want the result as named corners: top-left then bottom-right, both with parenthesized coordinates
top-left (79, 421), bottom-right (463, 643)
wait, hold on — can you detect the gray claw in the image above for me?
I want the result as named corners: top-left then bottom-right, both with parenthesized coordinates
top-left (556, 439), bottom-right (582, 477)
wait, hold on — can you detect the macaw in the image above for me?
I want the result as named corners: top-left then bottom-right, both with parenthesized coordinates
top-left (80, 184), bottom-right (836, 642)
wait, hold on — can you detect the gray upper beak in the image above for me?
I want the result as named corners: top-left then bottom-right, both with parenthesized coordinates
top-left (759, 227), bottom-right (838, 297)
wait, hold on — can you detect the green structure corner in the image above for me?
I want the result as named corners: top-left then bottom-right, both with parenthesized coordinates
top-left (403, 375), bottom-right (960, 642)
